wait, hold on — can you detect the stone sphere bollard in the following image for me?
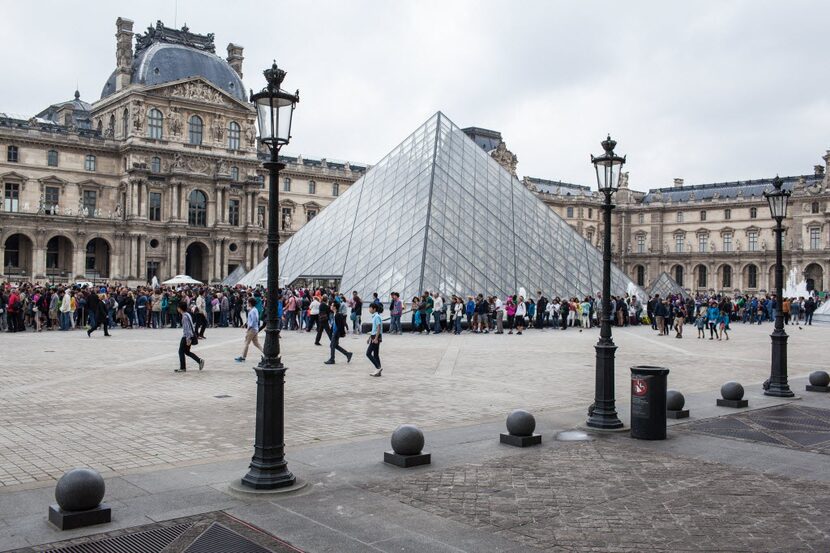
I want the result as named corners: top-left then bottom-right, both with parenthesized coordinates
top-left (506, 409), bottom-right (536, 437)
top-left (55, 468), bottom-right (105, 512)
top-left (391, 424), bottom-right (425, 456)
top-left (721, 382), bottom-right (744, 401)
top-left (666, 390), bottom-right (685, 411)
top-left (809, 371), bottom-right (830, 387)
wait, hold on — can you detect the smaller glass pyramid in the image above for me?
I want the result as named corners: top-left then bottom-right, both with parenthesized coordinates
top-left (240, 112), bottom-right (637, 301)
top-left (647, 272), bottom-right (689, 299)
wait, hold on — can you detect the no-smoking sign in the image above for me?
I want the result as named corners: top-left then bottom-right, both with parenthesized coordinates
top-left (632, 378), bottom-right (648, 396)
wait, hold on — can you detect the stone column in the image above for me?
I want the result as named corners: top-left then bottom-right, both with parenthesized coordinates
top-left (179, 237), bottom-right (186, 276)
top-left (170, 183), bottom-right (178, 221)
top-left (138, 236), bottom-right (146, 283)
top-left (142, 181), bottom-right (149, 219)
top-left (74, 243), bottom-right (85, 278)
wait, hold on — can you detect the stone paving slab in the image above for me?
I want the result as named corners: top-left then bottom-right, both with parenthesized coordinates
top-left (2, 323), bottom-right (827, 488)
top-left (369, 438), bottom-right (830, 552)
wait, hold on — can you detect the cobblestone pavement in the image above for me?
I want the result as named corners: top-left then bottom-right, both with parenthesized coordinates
top-left (2, 323), bottom-right (828, 488)
top-left (370, 438), bottom-right (830, 552)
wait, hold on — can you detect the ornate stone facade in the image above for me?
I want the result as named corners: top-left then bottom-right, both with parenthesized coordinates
top-left (0, 18), bottom-right (364, 286)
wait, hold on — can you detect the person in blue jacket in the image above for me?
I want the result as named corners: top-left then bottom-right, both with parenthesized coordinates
top-left (706, 301), bottom-right (720, 340)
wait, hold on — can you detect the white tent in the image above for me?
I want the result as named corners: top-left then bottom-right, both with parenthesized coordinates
top-left (162, 274), bottom-right (203, 285)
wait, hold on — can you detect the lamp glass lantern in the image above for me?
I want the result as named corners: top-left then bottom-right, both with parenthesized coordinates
top-left (764, 176), bottom-right (790, 220)
top-left (250, 61), bottom-right (299, 150)
top-left (591, 135), bottom-right (626, 193)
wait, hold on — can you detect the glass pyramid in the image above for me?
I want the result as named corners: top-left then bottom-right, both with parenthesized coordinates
top-left (647, 271), bottom-right (689, 299)
top-left (240, 112), bottom-right (636, 301)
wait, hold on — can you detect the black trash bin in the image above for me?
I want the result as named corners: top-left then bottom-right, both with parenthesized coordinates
top-left (630, 366), bottom-right (670, 440)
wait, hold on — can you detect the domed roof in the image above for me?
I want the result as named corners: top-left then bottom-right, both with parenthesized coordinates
top-left (100, 23), bottom-right (246, 103)
top-left (36, 90), bottom-right (94, 129)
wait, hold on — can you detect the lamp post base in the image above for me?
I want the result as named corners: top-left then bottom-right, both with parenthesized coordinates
top-left (586, 342), bottom-right (624, 430)
top-left (765, 331), bottom-right (794, 398)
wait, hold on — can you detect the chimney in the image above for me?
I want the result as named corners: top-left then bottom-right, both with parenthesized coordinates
top-left (673, 178), bottom-right (684, 188)
top-left (115, 17), bottom-right (134, 91)
top-left (815, 164), bottom-right (825, 177)
top-left (227, 43), bottom-right (244, 78)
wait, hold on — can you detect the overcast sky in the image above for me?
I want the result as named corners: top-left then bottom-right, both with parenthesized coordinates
top-left (2, 1), bottom-right (828, 191)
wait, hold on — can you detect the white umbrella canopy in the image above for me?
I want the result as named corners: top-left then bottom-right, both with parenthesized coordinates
top-left (162, 274), bottom-right (203, 285)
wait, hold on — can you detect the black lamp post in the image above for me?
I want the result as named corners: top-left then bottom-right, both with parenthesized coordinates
top-left (763, 176), bottom-right (794, 398)
top-left (587, 135), bottom-right (626, 430)
top-left (240, 62), bottom-right (300, 489)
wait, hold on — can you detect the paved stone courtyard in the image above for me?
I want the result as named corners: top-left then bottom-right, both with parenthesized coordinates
top-left (2, 323), bottom-right (828, 488)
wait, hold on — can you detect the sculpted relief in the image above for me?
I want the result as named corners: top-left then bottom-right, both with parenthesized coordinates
top-left (166, 81), bottom-right (230, 106)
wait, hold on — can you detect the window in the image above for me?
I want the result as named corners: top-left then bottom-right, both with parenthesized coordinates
top-left (7, 145), bottom-right (18, 162)
top-left (188, 115), bottom-right (203, 145)
top-left (636, 266), bottom-right (645, 286)
top-left (46, 237), bottom-right (59, 269)
top-left (151, 156), bottom-right (161, 173)
top-left (636, 235), bottom-right (645, 253)
top-left (45, 186), bottom-right (59, 212)
top-left (306, 209), bottom-right (317, 222)
top-left (724, 208), bottom-right (731, 220)
top-left (149, 192), bottom-right (161, 221)
top-left (674, 265), bottom-right (684, 287)
top-left (676, 211), bottom-right (683, 223)
top-left (638, 213), bottom-right (644, 224)
top-left (722, 265), bottom-right (732, 288)
top-left (810, 227), bottom-right (821, 250)
top-left (332, 183), bottom-right (339, 197)
top-left (723, 233), bottom-right (732, 252)
top-left (228, 121), bottom-right (240, 150)
top-left (230, 166), bottom-right (239, 181)
top-left (281, 207), bottom-right (292, 230)
top-left (812, 202), bottom-right (820, 214)
top-left (748, 231), bottom-right (758, 252)
top-left (698, 235), bottom-right (707, 253)
top-left (122, 108), bottom-right (129, 138)
top-left (146, 261), bottom-right (160, 284)
top-left (85, 241), bottom-right (96, 271)
top-left (283, 178), bottom-right (291, 192)
top-left (4, 234), bottom-right (20, 268)
top-left (147, 108), bottom-right (163, 139)
top-left (750, 207), bottom-right (757, 219)
top-left (84, 154), bottom-right (96, 171)
top-left (82, 190), bottom-right (97, 214)
top-left (588, 208), bottom-right (593, 219)
top-left (47, 149), bottom-right (58, 167)
top-left (675, 234), bottom-right (685, 253)
top-left (698, 266), bottom-right (707, 288)
top-left (700, 210), bottom-right (707, 221)
top-left (308, 180), bottom-right (316, 195)
top-left (188, 190), bottom-right (207, 226)
top-left (229, 199), bottom-right (240, 226)
top-left (4, 182), bottom-right (20, 212)
top-left (108, 114), bottom-right (115, 136)
top-left (747, 264), bottom-right (758, 289)
top-left (566, 206), bottom-right (574, 218)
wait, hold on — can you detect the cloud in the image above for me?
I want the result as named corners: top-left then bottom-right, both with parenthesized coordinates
top-left (1, 0), bottom-right (827, 190)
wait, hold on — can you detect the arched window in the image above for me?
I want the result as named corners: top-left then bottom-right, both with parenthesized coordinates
top-left (108, 114), bottom-right (115, 135)
top-left (230, 166), bottom-right (239, 181)
top-left (747, 264), bottom-right (758, 289)
top-left (636, 265), bottom-right (645, 287)
top-left (151, 156), bottom-right (161, 173)
top-left (122, 108), bottom-right (129, 138)
top-left (147, 108), bottom-right (163, 139)
top-left (722, 265), bottom-right (732, 288)
top-left (84, 154), bottom-right (96, 172)
top-left (188, 190), bottom-right (207, 227)
top-left (188, 115), bottom-right (203, 145)
top-left (96, 120), bottom-right (102, 134)
top-left (674, 265), bottom-right (684, 287)
top-left (697, 265), bottom-right (707, 288)
top-left (228, 121), bottom-right (240, 150)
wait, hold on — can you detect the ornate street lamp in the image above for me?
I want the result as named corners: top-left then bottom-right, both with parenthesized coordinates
top-left (587, 135), bottom-right (626, 429)
top-left (240, 62), bottom-right (300, 489)
top-left (763, 175), bottom-right (794, 398)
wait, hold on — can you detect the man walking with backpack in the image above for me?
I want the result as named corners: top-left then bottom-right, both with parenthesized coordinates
top-left (176, 302), bottom-right (204, 373)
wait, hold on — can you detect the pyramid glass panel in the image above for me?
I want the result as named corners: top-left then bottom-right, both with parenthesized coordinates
top-left (239, 111), bottom-right (639, 302)
top-left (647, 271), bottom-right (690, 299)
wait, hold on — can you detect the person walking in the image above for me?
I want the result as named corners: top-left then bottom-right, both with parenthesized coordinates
top-left (325, 300), bottom-right (353, 365)
top-left (235, 297), bottom-right (264, 363)
top-left (389, 292), bottom-right (403, 335)
top-left (514, 296), bottom-right (526, 335)
top-left (314, 295), bottom-right (332, 346)
top-left (86, 290), bottom-right (111, 337)
top-left (367, 302), bottom-right (383, 377)
top-left (175, 303), bottom-right (204, 373)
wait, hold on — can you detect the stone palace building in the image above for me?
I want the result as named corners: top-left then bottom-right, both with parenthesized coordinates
top-left (0, 18), bottom-right (364, 285)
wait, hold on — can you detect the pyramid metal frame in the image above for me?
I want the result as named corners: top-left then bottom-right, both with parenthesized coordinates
top-left (240, 112), bottom-right (637, 302)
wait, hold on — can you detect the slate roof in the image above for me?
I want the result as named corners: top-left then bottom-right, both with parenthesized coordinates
top-left (525, 177), bottom-right (593, 197)
top-left (642, 174), bottom-right (822, 204)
